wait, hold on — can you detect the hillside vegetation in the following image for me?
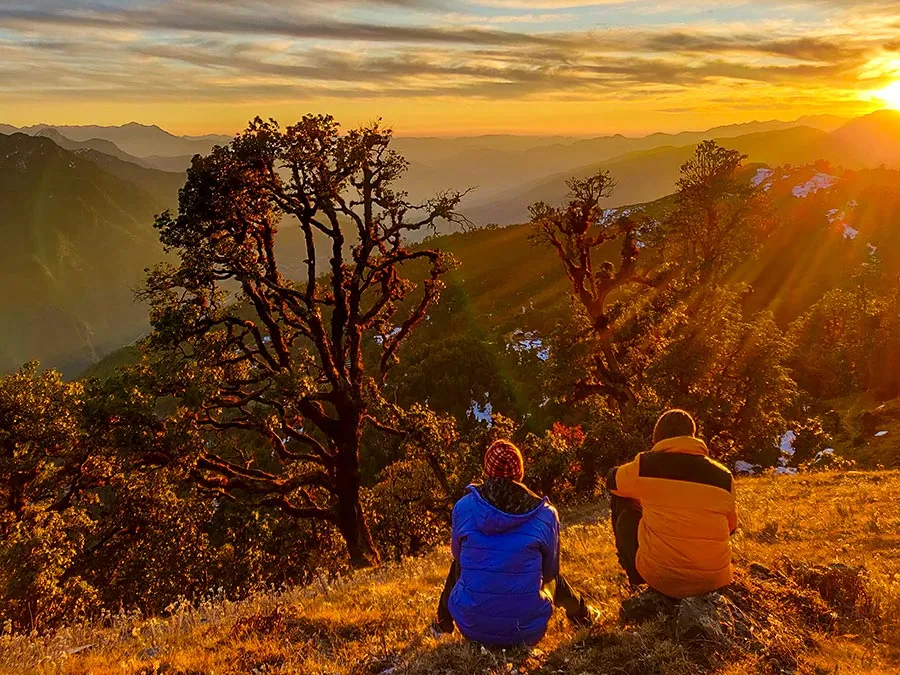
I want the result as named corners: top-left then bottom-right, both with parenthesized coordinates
top-left (6, 111), bottom-right (900, 373)
top-left (0, 134), bottom-right (178, 374)
top-left (3, 471), bottom-right (897, 675)
top-left (3, 117), bottom-right (900, 675)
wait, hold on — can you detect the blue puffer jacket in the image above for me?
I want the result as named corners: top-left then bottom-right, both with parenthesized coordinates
top-left (447, 484), bottom-right (560, 646)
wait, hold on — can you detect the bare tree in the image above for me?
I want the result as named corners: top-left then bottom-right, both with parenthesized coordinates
top-left (140, 115), bottom-right (468, 568)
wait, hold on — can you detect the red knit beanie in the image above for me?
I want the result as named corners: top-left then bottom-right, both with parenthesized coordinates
top-left (484, 440), bottom-right (525, 481)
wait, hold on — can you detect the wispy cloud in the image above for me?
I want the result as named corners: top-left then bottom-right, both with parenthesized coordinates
top-left (0, 0), bottom-right (895, 132)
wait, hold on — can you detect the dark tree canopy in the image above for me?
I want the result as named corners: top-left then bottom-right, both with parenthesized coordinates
top-left (140, 115), bottom-right (468, 567)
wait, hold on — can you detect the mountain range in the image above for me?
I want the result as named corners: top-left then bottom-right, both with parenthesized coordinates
top-left (0, 133), bottom-right (175, 374)
top-left (3, 109), bottom-right (900, 374)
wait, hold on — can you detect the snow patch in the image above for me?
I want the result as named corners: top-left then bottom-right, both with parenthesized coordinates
top-left (751, 167), bottom-right (774, 187)
top-left (777, 430), bottom-right (797, 471)
top-left (508, 330), bottom-right (550, 361)
top-left (734, 460), bottom-right (759, 475)
top-left (843, 225), bottom-right (859, 240)
top-left (779, 430), bottom-right (796, 456)
top-left (373, 326), bottom-right (401, 345)
top-left (792, 173), bottom-right (836, 198)
top-left (775, 466), bottom-right (799, 476)
top-left (468, 394), bottom-right (493, 426)
top-left (874, 430), bottom-right (889, 437)
top-left (868, 243), bottom-right (878, 256)
top-left (597, 208), bottom-right (619, 226)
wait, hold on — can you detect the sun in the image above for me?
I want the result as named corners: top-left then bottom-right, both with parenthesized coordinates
top-left (876, 81), bottom-right (900, 110)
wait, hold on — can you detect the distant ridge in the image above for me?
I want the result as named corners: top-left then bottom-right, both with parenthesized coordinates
top-left (0, 133), bottom-right (172, 374)
top-left (3, 122), bottom-right (232, 158)
top-left (831, 109), bottom-right (900, 166)
top-left (32, 127), bottom-right (151, 168)
top-left (462, 113), bottom-right (900, 225)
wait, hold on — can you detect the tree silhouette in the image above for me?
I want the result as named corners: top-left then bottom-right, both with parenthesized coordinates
top-left (663, 140), bottom-right (772, 280)
top-left (140, 115), bottom-right (468, 568)
top-left (528, 170), bottom-right (661, 409)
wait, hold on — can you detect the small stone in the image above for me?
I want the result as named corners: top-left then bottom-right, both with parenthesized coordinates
top-left (748, 562), bottom-right (773, 578)
top-left (140, 646), bottom-right (161, 659)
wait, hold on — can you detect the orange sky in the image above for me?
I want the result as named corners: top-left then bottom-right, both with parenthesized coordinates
top-left (1, 1), bottom-right (898, 136)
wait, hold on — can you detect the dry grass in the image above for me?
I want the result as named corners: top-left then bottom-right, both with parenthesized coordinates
top-left (2, 471), bottom-right (898, 675)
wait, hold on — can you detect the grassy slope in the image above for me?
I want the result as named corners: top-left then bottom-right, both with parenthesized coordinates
top-left (5, 471), bottom-right (897, 675)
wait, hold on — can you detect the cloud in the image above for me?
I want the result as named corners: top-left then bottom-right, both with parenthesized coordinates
top-left (0, 5), bottom-right (561, 47)
top-left (0, 0), bottom-right (895, 116)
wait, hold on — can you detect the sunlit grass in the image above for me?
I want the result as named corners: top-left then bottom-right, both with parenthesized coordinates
top-left (2, 471), bottom-right (898, 675)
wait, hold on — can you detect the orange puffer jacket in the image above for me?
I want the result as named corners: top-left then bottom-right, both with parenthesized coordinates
top-left (608, 436), bottom-right (737, 599)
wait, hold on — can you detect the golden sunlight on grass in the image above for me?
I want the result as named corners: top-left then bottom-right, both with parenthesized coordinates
top-left (2, 471), bottom-right (898, 675)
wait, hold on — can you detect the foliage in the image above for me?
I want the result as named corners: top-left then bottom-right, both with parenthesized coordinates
top-left (534, 147), bottom-right (798, 469)
top-left (528, 171), bottom-right (667, 410)
top-left (0, 363), bottom-right (350, 632)
top-left (660, 140), bottom-right (774, 281)
top-left (647, 285), bottom-right (798, 467)
top-left (138, 115), bottom-right (468, 568)
top-left (788, 289), bottom-right (868, 398)
top-left (789, 269), bottom-right (900, 400)
top-left (521, 422), bottom-right (587, 501)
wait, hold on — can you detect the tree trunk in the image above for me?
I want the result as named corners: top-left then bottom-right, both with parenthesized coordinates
top-left (335, 488), bottom-right (381, 569)
top-left (333, 410), bottom-right (381, 569)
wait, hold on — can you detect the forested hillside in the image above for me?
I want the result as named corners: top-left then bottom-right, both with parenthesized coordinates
top-left (2, 115), bottom-right (900, 675)
top-left (0, 134), bottom-right (179, 374)
top-left (6, 112), bottom-right (900, 374)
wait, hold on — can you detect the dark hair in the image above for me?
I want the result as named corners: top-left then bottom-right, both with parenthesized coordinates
top-left (653, 409), bottom-right (697, 443)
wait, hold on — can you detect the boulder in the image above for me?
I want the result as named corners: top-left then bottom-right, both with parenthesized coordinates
top-left (621, 588), bottom-right (750, 648)
top-left (619, 588), bottom-right (678, 624)
top-left (675, 593), bottom-right (738, 645)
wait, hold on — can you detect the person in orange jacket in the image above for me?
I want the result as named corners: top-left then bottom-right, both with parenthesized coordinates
top-left (606, 409), bottom-right (738, 599)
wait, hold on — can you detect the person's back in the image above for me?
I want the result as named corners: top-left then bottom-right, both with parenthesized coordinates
top-left (448, 479), bottom-right (558, 645)
top-left (607, 409), bottom-right (737, 599)
top-left (433, 440), bottom-right (595, 646)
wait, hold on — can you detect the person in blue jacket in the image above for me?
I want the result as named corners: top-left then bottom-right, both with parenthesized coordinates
top-left (431, 439), bottom-right (597, 646)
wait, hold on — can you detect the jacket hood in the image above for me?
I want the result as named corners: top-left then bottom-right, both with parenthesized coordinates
top-left (465, 484), bottom-right (549, 535)
top-left (651, 436), bottom-right (709, 456)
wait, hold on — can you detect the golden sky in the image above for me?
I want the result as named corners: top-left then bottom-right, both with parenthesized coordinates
top-left (2, 0), bottom-right (898, 136)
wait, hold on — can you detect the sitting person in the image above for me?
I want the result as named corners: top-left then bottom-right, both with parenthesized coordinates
top-left (432, 439), bottom-right (596, 646)
top-left (606, 409), bottom-right (738, 599)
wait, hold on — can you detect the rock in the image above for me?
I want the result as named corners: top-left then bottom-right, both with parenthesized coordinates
top-left (140, 646), bottom-right (162, 659)
top-left (747, 562), bottom-right (772, 579)
top-left (675, 593), bottom-right (737, 644)
top-left (620, 588), bottom-right (678, 624)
